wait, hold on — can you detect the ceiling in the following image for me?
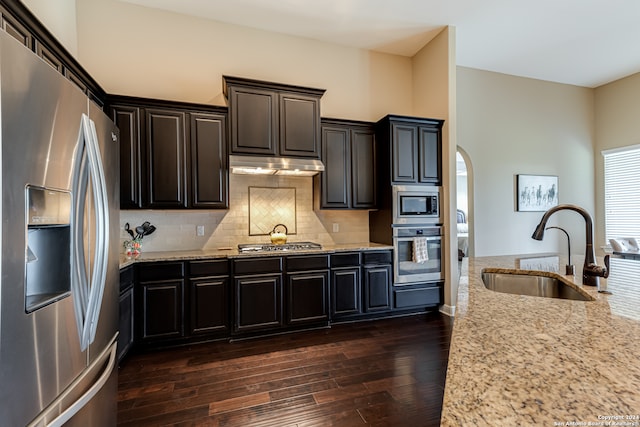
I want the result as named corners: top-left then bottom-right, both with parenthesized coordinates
top-left (119, 0), bottom-right (640, 88)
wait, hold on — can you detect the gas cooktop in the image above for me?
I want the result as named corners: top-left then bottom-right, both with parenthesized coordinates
top-left (237, 242), bottom-right (323, 253)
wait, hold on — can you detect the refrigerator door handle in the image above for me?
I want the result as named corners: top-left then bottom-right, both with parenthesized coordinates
top-left (71, 114), bottom-right (110, 351)
top-left (27, 339), bottom-right (118, 427)
top-left (81, 117), bottom-right (110, 347)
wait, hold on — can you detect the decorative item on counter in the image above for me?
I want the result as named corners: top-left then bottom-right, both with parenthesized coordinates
top-left (270, 223), bottom-right (288, 244)
top-left (123, 221), bottom-right (156, 257)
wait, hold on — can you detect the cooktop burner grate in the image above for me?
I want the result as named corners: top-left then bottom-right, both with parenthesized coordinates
top-left (237, 242), bottom-right (322, 252)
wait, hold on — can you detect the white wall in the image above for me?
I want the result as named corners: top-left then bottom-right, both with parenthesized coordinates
top-left (594, 72), bottom-right (640, 250)
top-left (457, 67), bottom-right (595, 256)
top-left (411, 27), bottom-right (458, 313)
top-left (75, 0), bottom-right (413, 122)
top-left (21, 0), bottom-right (78, 56)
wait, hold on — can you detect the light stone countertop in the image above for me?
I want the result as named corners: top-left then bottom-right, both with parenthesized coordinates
top-left (118, 242), bottom-right (393, 269)
top-left (441, 254), bottom-right (640, 426)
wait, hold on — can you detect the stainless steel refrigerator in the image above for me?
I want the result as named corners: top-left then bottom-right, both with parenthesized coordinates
top-left (0, 29), bottom-right (119, 426)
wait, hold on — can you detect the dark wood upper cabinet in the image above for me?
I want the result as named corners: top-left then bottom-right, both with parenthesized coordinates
top-left (319, 125), bottom-right (350, 208)
top-left (350, 127), bottom-right (376, 207)
top-left (108, 96), bottom-right (229, 210)
top-left (419, 126), bottom-right (441, 184)
top-left (223, 76), bottom-right (325, 159)
top-left (377, 115), bottom-right (444, 186)
top-left (190, 112), bottom-right (228, 208)
top-left (111, 104), bottom-right (142, 208)
top-left (145, 108), bottom-right (188, 208)
top-left (228, 86), bottom-right (278, 156)
top-left (315, 119), bottom-right (376, 209)
top-left (35, 40), bottom-right (63, 73)
top-left (391, 124), bottom-right (419, 183)
top-left (1, 2), bottom-right (107, 107)
top-left (279, 92), bottom-right (321, 157)
top-left (1, 5), bottom-right (32, 48)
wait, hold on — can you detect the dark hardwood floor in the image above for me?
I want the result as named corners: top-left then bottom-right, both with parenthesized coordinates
top-left (117, 312), bottom-right (453, 426)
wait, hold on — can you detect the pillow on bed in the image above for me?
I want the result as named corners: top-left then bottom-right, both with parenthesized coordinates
top-left (610, 238), bottom-right (640, 252)
top-left (457, 223), bottom-right (468, 234)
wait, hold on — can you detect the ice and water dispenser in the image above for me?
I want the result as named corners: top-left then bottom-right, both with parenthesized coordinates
top-left (25, 186), bottom-right (72, 312)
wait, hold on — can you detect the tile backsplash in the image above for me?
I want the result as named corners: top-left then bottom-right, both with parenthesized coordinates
top-left (119, 174), bottom-right (371, 253)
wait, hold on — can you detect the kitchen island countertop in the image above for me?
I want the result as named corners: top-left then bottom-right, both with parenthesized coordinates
top-left (441, 254), bottom-right (640, 426)
top-left (119, 242), bottom-right (393, 269)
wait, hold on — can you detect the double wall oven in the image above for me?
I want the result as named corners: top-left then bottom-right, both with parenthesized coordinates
top-left (391, 185), bottom-right (443, 285)
top-left (393, 225), bottom-right (443, 284)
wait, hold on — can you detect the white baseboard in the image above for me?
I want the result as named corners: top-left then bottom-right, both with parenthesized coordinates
top-left (439, 304), bottom-right (456, 317)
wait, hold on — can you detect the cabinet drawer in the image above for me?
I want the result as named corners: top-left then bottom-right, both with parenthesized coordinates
top-left (189, 259), bottom-right (229, 277)
top-left (393, 285), bottom-right (442, 308)
top-left (287, 255), bottom-right (329, 272)
top-left (362, 250), bottom-right (392, 265)
top-left (330, 252), bottom-right (360, 268)
top-left (233, 257), bottom-right (283, 275)
top-left (138, 262), bottom-right (185, 281)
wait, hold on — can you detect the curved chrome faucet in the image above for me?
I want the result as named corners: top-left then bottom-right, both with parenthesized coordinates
top-left (531, 204), bottom-right (610, 286)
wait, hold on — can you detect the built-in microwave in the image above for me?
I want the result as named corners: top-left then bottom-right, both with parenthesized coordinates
top-left (392, 185), bottom-right (442, 224)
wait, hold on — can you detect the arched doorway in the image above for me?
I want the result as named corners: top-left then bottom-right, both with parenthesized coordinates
top-left (456, 148), bottom-right (473, 259)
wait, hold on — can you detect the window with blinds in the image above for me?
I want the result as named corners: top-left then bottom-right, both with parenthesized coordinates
top-left (603, 144), bottom-right (640, 242)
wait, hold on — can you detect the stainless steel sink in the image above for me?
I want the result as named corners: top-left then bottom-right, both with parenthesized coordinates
top-left (481, 271), bottom-right (595, 301)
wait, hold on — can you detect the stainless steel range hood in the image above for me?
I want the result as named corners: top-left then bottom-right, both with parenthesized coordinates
top-left (229, 155), bottom-right (325, 176)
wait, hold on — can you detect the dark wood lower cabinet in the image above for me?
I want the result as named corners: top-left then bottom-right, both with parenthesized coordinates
top-left (189, 277), bottom-right (229, 335)
top-left (394, 282), bottom-right (443, 309)
top-left (362, 251), bottom-right (393, 313)
top-left (117, 266), bottom-right (135, 363)
top-left (140, 279), bottom-right (185, 341)
top-left (234, 274), bottom-right (283, 333)
top-left (286, 271), bottom-right (329, 325)
top-left (331, 268), bottom-right (361, 318)
top-left (363, 264), bottom-right (392, 312)
top-left (136, 262), bottom-right (186, 345)
top-left (188, 259), bottom-right (230, 337)
top-left (128, 249), bottom-right (439, 349)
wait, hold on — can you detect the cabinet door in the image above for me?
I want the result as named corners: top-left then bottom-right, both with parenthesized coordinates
top-left (111, 105), bottom-right (142, 208)
top-left (320, 126), bottom-right (350, 208)
top-left (189, 277), bottom-right (229, 335)
top-left (419, 127), bottom-right (441, 184)
top-left (287, 271), bottom-right (329, 325)
top-left (35, 40), bottom-right (63, 73)
top-left (190, 112), bottom-right (228, 208)
top-left (331, 268), bottom-right (361, 318)
top-left (64, 68), bottom-right (88, 94)
top-left (234, 275), bottom-right (283, 333)
top-left (279, 93), bottom-right (320, 158)
top-left (117, 286), bottom-right (134, 362)
top-left (229, 87), bottom-right (278, 156)
top-left (363, 265), bottom-right (392, 312)
top-left (139, 279), bottom-right (185, 341)
top-left (0, 7), bottom-right (33, 48)
top-left (145, 109), bottom-right (187, 208)
top-left (391, 124), bottom-right (418, 183)
top-left (351, 128), bottom-right (376, 208)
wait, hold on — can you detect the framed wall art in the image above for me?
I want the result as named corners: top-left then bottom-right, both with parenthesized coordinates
top-left (516, 174), bottom-right (558, 212)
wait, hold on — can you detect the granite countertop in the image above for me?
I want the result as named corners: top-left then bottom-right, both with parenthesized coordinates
top-left (441, 254), bottom-right (640, 426)
top-left (119, 242), bottom-right (393, 269)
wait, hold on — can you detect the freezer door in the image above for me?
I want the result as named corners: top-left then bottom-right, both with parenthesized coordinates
top-left (0, 32), bottom-right (88, 426)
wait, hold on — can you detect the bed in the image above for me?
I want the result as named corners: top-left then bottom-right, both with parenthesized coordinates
top-left (457, 209), bottom-right (469, 261)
